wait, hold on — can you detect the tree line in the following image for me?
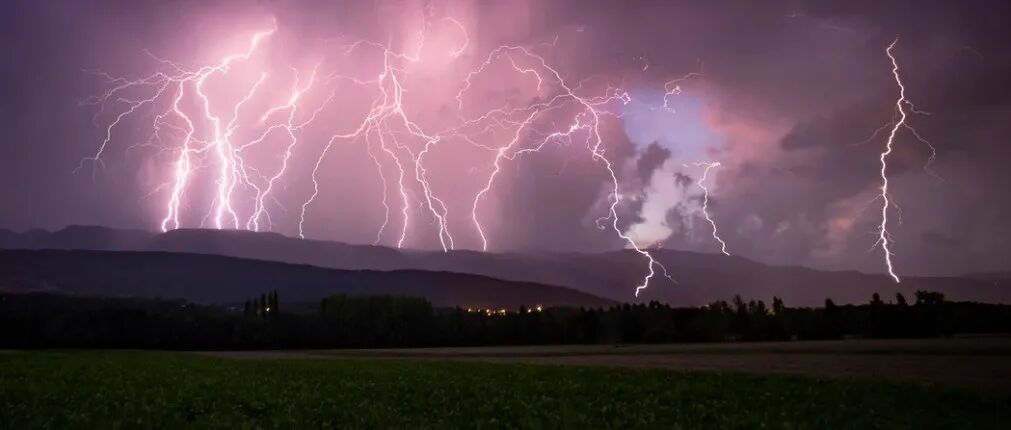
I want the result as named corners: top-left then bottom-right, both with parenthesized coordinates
top-left (1, 291), bottom-right (1009, 349)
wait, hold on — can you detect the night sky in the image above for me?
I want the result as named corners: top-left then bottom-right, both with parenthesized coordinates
top-left (1, 0), bottom-right (1009, 277)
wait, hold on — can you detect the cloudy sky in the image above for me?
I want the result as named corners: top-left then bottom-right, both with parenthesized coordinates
top-left (1, 0), bottom-right (1008, 277)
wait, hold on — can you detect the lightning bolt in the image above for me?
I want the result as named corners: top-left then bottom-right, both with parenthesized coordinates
top-left (160, 83), bottom-right (198, 232)
top-left (874, 37), bottom-right (932, 283)
top-left (289, 28), bottom-right (460, 250)
top-left (471, 110), bottom-right (541, 251)
top-left (245, 65), bottom-right (325, 232)
top-left (688, 161), bottom-right (730, 256)
top-left (82, 26), bottom-right (278, 232)
top-left (459, 45), bottom-right (670, 296)
top-left (85, 13), bottom-right (694, 296)
top-left (663, 72), bottom-right (703, 114)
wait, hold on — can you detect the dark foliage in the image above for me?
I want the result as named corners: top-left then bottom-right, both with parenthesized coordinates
top-left (5, 352), bottom-right (1010, 428)
top-left (1, 291), bottom-right (1010, 349)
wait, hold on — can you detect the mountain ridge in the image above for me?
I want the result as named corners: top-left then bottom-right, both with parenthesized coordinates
top-left (1, 225), bottom-right (1008, 306)
top-left (0, 248), bottom-right (614, 308)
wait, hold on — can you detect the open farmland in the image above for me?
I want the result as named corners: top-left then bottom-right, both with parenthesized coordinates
top-left (2, 350), bottom-right (1009, 428)
top-left (295, 337), bottom-right (1011, 388)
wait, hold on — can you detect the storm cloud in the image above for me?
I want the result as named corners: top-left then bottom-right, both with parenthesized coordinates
top-left (0, 0), bottom-right (1008, 276)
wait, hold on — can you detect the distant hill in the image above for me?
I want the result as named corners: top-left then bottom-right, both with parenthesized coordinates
top-left (963, 272), bottom-right (1011, 281)
top-left (0, 249), bottom-right (614, 308)
top-left (1, 225), bottom-right (1008, 306)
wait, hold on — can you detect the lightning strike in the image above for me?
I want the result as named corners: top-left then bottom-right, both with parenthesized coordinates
top-left (663, 72), bottom-right (702, 114)
top-left (246, 65), bottom-right (323, 232)
top-left (874, 37), bottom-right (926, 284)
top-left (458, 45), bottom-right (670, 295)
top-left (85, 12), bottom-right (695, 295)
top-left (688, 161), bottom-right (730, 256)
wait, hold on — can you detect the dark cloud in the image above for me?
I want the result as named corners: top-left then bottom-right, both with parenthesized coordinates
top-left (673, 172), bottom-right (692, 189)
top-left (635, 142), bottom-right (671, 183)
top-left (0, 0), bottom-right (1008, 276)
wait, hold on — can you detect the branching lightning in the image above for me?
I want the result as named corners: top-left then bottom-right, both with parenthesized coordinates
top-left (872, 38), bottom-right (933, 283)
top-left (82, 12), bottom-right (704, 296)
top-left (688, 161), bottom-right (730, 256)
top-left (455, 45), bottom-right (673, 296)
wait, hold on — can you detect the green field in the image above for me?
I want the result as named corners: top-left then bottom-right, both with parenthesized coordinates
top-left (1, 352), bottom-right (1008, 429)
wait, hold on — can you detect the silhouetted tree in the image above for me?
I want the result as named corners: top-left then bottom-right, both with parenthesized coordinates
top-left (772, 297), bottom-right (784, 315)
top-left (868, 293), bottom-right (885, 337)
top-left (822, 298), bottom-right (843, 338)
top-left (915, 290), bottom-right (945, 306)
top-left (732, 295), bottom-right (745, 312)
top-left (1, 290), bottom-right (1004, 350)
top-left (896, 292), bottom-right (908, 306)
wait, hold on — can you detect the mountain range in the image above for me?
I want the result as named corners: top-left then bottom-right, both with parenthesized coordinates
top-left (0, 249), bottom-right (613, 308)
top-left (1, 225), bottom-right (1008, 307)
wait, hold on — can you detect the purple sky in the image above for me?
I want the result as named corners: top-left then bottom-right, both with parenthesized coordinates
top-left (1, 0), bottom-right (1009, 277)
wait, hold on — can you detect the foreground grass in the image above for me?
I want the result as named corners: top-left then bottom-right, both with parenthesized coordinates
top-left (0, 352), bottom-right (1008, 429)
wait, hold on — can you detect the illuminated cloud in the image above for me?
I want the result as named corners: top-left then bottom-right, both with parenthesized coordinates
top-left (0, 0), bottom-right (1008, 279)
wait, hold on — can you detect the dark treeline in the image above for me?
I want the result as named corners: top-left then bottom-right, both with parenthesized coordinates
top-left (2, 291), bottom-right (1010, 349)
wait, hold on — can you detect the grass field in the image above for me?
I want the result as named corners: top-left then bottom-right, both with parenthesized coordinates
top-left (208, 338), bottom-right (1011, 388)
top-left (1, 351), bottom-right (1009, 428)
